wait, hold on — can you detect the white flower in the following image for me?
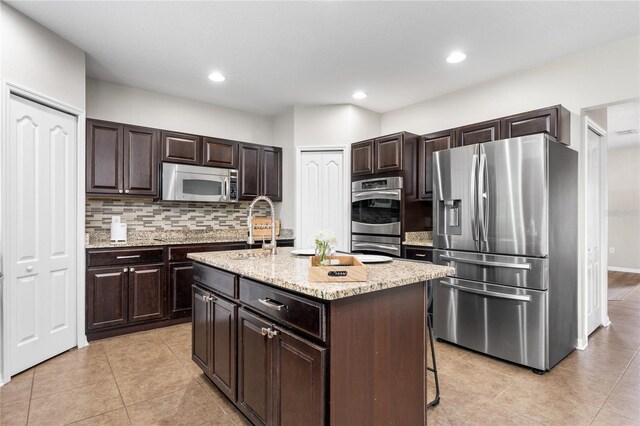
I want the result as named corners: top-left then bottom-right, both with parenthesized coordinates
top-left (314, 229), bottom-right (337, 245)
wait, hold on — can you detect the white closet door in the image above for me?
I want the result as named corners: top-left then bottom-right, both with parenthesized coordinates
top-left (298, 150), bottom-right (348, 251)
top-left (8, 94), bottom-right (77, 375)
top-left (586, 125), bottom-right (603, 335)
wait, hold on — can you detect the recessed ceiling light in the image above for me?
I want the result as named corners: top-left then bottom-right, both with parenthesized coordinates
top-left (352, 91), bottom-right (367, 100)
top-left (446, 51), bottom-right (467, 64)
top-left (208, 71), bottom-right (226, 82)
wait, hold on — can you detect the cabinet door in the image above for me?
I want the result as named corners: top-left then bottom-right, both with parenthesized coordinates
top-left (273, 327), bottom-right (326, 426)
top-left (351, 140), bottom-right (374, 177)
top-left (192, 286), bottom-right (212, 373)
top-left (455, 120), bottom-right (501, 147)
top-left (419, 130), bottom-right (453, 199)
top-left (123, 125), bottom-right (159, 196)
top-left (161, 131), bottom-right (201, 165)
top-left (86, 266), bottom-right (128, 330)
top-left (239, 143), bottom-right (261, 200)
top-left (262, 146), bottom-right (283, 201)
top-left (86, 119), bottom-right (123, 195)
top-left (128, 263), bottom-right (166, 323)
top-left (238, 309), bottom-right (272, 426)
top-left (210, 296), bottom-right (238, 401)
top-left (203, 137), bottom-right (238, 168)
top-left (501, 106), bottom-right (559, 139)
top-left (374, 133), bottom-right (403, 173)
top-left (169, 262), bottom-right (193, 317)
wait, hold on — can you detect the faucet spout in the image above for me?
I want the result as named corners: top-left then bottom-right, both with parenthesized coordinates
top-left (247, 196), bottom-right (277, 255)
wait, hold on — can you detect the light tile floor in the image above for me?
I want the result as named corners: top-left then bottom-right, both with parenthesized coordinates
top-left (428, 284), bottom-right (640, 425)
top-left (1, 284), bottom-right (638, 425)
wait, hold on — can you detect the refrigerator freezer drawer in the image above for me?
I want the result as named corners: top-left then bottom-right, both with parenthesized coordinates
top-left (434, 250), bottom-right (548, 290)
top-left (433, 277), bottom-right (547, 370)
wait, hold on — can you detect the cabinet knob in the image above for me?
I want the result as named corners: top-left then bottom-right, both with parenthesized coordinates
top-left (125, 190), bottom-right (130, 194)
top-left (118, 190), bottom-right (123, 194)
top-left (26, 266), bottom-right (34, 272)
top-left (123, 268), bottom-right (128, 272)
top-left (130, 267), bottom-right (135, 272)
top-left (261, 327), bottom-right (269, 336)
top-left (267, 328), bottom-right (279, 339)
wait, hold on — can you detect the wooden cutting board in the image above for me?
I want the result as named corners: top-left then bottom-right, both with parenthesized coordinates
top-left (251, 217), bottom-right (281, 238)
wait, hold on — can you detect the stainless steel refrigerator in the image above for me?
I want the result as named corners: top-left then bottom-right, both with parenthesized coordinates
top-left (432, 133), bottom-right (578, 372)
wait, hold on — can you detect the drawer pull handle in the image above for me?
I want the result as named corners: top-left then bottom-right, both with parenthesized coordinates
top-left (267, 328), bottom-right (279, 339)
top-left (441, 255), bottom-right (531, 270)
top-left (116, 255), bottom-right (140, 259)
top-left (414, 253), bottom-right (426, 258)
top-left (261, 327), bottom-right (269, 336)
top-left (440, 280), bottom-right (532, 302)
top-left (259, 298), bottom-right (287, 311)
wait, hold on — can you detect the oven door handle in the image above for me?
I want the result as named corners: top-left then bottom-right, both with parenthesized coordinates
top-left (352, 190), bottom-right (401, 201)
top-left (440, 280), bottom-right (532, 302)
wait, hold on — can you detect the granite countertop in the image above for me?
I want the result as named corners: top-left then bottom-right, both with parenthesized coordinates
top-left (402, 231), bottom-right (433, 247)
top-left (188, 247), bottom-right (454, 300)
top-left (86, 228), bottom-right (295, 249)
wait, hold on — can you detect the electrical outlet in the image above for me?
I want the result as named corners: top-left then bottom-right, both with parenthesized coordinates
top-left (609, 247), bottom-right (615, 254)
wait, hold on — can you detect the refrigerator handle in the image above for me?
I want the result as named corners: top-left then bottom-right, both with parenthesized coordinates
top-left (478, 148), bottom-right (489, 244)
top-left (471, 152), bottom-right (479, 244)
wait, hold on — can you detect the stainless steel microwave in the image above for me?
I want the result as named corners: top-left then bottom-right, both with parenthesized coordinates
top-left (162, 163), bottom-right (238, 202)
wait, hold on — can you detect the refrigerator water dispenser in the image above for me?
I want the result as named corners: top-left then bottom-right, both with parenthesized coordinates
top-left (438, 199), bottom-right (462, 235)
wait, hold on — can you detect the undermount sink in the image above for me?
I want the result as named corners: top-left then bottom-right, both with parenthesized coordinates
top-left (225, 250), bottom-right (272, 260)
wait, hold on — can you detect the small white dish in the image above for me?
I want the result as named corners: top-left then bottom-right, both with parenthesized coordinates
top-left (291, 248), bottom-right (316, 256)
top-left (355, 254), bottom-right (393, 263)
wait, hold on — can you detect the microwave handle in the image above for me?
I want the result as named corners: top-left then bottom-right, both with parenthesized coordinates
top-left (223, 178), bottom-right (228, 202)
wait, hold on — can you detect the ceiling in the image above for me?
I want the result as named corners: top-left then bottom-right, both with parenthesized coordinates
top-left (7, 1), bottom-right (640, 116)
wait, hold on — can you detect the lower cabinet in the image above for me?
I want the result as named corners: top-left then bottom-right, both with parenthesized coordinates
top-left (87, 263), bottom-right (166, 331)
top-left (403, 246), bottom-right (433, 262)
top-left (170, 262), bottom-right (196, 317)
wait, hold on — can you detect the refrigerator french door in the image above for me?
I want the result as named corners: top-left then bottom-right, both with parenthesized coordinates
top-left (432, 134), bottom-right (577, 371)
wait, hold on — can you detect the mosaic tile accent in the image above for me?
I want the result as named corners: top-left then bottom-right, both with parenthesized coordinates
top-left (86, 199), bottom-right (271, 232)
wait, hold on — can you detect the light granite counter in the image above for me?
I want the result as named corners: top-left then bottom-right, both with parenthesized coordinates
top-left (188, 247), bottom-right (454, 300)
top-left (85, 228), bottom-right (295, 249)
top-left (402, 230), bottom-right (433, 247)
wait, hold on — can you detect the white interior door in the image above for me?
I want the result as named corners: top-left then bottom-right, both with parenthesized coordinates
top-left (8, 94), bottom-right (77, 375)
top-left (297, 150), bottom-right (348, 251)
top-left (586, 124), bottom-right (604, 335)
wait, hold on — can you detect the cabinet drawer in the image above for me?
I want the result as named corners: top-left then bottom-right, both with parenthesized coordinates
top-left (404, 247), bottom-right (433, 262)
top-left (87, 248), bottom-right (165, 267)
top-left (169, 243), bottom-right (246, 261)
top-left (239, 278), bottom-right (326, 341)
top-left (193, 263), bottom-right (237, 299)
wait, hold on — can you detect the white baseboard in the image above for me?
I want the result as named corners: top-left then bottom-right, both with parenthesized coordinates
top-left (576, 335), bottom-right (588, 350)
top-left (608, 266), bottom-right (640, 274)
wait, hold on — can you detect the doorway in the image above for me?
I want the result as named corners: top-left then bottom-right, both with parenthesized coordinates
top-left (295, 147), bottom-right (349, 251)
top-left (2, 88), bottom-right (82, 379)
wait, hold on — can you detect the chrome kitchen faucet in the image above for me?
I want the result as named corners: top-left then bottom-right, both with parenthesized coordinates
top-left (247, 195), bottom-right (277, 255)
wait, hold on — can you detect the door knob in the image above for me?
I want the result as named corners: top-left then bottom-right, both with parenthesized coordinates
top-left (26, 266), bottom-right (34, 272)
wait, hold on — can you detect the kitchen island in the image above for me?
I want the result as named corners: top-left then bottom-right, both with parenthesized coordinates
top-left (189, 247), bottom-right (453, 426)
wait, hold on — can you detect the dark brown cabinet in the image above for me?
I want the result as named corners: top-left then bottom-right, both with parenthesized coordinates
top-left (203, 137), bottom-right (238, 168)
top-left (192, 285), bottom-right (238, 401)
top-left (86, 266), bottom-right (128, 330)
top-left (169, 262), bottom-right (195, 317)
top-left (403, 247), bottom-right (433, 262)
top-left (351, 140), bottom-right (374, 176)
top-left (128, 263), bottom-right (166, 323)
top-left (501, 105), bottom-right (570, 144)
top-left (239, 143), bottom-right (283, 201)
top-left (375, 134), bottom-right (403, 173)
top-left (455, 120), bottom-right (501, 147)
top-left (419, 130), bottom-right (453, 199)
top-left (161, 131), bottom-right (201, 165)
top-left (86, 119), bottom-right (159, 197)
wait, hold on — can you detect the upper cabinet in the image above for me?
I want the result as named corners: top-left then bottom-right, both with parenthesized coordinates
top-left (351, 132), bottom-right (418, 179)
top-left (87, 119), bottom-right (159, 197)
top-left (419, 130), bottom-right (453, 199)
top-left (501, 105), bottom-right (570, 143)
top-left (454, 120), bottom-right (501, 147)
top-left (203, 137), bottom-right (238, 169)
top-left (238, 143), bottom-right (282, 202)
top-left (161, 131), bottom-right (201, 165)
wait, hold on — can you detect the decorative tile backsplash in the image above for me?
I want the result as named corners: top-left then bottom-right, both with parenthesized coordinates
top-left (86, 199), bottom-right (271, 232)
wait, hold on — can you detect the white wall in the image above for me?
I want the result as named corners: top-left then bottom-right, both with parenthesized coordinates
top-left (1, 3), bottom-right (85, 110)
top-left (608, 145), bottom-right (640, 270)
top-left (0, 3), bottom-right (87, 383)
top-left (86, 79), bottom-right (273, 145)
top-left (272, 107), bottom-right (295, 229)
top-left (294, 104), bottom-right (380, 146)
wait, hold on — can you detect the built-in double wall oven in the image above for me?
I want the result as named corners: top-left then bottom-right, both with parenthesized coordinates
top-left (351, 176), bottom-right (403, 257)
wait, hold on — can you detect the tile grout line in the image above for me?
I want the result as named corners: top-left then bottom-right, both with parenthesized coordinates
top-left (103, 347), bottom-right (133, 426)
